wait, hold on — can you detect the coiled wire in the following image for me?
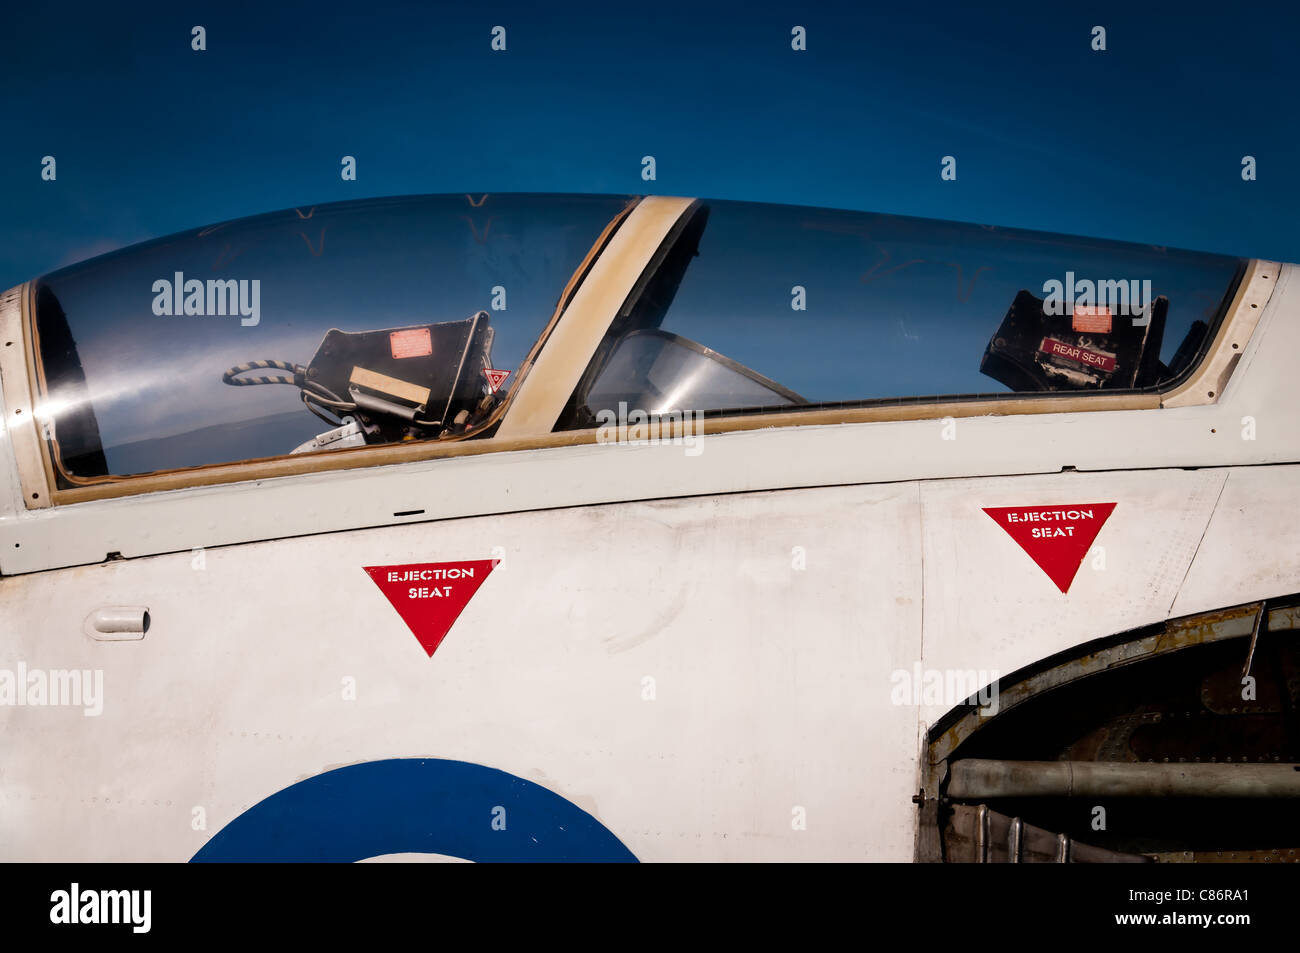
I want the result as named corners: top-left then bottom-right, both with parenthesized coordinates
top-left (222, 360), bottom-right (356, 427)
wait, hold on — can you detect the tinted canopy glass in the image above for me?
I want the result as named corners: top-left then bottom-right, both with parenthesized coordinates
top-left (32, 193), bottom-right (630, 484)
top-left (558, 199), bottom-right (1244, 429)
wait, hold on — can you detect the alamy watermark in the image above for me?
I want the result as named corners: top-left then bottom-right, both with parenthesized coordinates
top-left (152, 272), bottom-right (260, 326)
top-left (890, 663), bottom-right (1000, 716)
top-left (50, 883), bottom-right (150, 933)
top-left (595, 402), bottom-right (704, 457)
top-left (1042, 272), bottom-right (1152, 324)
top-left (0, 663), bottom-right (103, 716)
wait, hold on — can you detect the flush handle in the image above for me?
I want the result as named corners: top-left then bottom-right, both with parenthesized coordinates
top-left (84, 606), bottom-right (150, 641)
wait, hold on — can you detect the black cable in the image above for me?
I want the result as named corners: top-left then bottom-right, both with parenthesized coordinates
top-left (301, 392), bottom-right (345, 428)
top-left (301, 380), bottom-right (352, 409)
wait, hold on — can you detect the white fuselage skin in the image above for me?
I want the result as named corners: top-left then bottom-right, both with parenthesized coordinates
top-left (0, 251), bottom-right (1296, 861)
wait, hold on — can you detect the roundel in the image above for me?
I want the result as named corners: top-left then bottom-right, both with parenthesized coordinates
top-left (191, 758), bottom-right (637, 863)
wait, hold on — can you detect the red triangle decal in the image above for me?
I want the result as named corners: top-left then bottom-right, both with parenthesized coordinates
top-left (982, 503), bottom-right (1117, 594)
top-left (363, 560), bottom-right (498, 656)
top-left (482, 368), bottom-right (510, 394)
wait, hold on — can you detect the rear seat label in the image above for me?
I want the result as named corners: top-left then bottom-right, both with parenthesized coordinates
top-left (1039, 337), bottom-right (1117, 373)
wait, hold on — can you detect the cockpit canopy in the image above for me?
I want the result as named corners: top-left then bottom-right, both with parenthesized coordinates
top-left (554, 200), bottom-right (1242, 429)
top-left (28, 193), bottom-right (1244, 488)
top-left (33, 193), bottom-right (631, 485)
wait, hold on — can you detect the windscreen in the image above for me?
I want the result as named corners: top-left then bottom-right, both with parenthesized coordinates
top-left (32, 193), bottom-right (631, 485)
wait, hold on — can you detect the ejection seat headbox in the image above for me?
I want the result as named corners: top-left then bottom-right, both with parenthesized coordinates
top-left (222, 311), bottom-right (496, 449)
top-left (980, 290), bottom-right (1168, 393)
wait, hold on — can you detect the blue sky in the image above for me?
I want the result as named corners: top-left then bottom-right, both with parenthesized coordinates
top-left (2, 0), bottom-right (1297, 289)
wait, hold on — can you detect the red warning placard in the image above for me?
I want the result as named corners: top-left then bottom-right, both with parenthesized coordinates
top-left (482, 368), bottom-right (510, 394)
top-left (1071, 304), bottom-right (1113, 334)
top-left (390, 328), bottom-right (433, 359)
top-left (982, 503), bottom-right (1117, 593)
top-left (363, 560), bottom-right (497, 656)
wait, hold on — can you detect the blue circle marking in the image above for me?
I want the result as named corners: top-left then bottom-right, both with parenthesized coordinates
top-left (191, 758), bottom-right (638, 863)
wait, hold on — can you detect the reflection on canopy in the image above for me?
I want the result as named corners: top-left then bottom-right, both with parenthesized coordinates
top-left (558, 200), bottom-right (1243, 428)
top-left (32, 193), bottom-right (632, 484)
